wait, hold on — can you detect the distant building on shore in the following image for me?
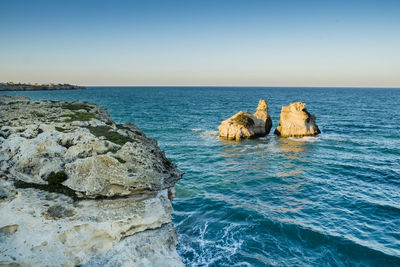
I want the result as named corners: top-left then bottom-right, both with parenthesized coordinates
top-left (0, 82), bottom-right (85, 91)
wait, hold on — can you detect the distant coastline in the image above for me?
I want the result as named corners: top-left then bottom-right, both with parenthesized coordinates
top-left (0, 82), bottom-right (85, 91)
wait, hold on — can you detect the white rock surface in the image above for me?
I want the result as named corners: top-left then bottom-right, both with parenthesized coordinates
top-left (0, 95), bottom-right (184, 266)
top-left (84, 223), bottom-right (182, 267)
top-left (274, 102), bottom-right (321, 137)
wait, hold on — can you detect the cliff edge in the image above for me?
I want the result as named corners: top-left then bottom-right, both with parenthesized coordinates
top-left (0, 95), bottom-right (184, 266)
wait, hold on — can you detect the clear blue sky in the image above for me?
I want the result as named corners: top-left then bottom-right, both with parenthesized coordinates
top-left (0, 0), bottom-right (399, 87)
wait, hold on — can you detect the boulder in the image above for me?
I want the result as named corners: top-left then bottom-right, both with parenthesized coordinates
top-left (218, 100), bottom-right (272, 140)
top-left (274, 102), bottom-right (321, 137)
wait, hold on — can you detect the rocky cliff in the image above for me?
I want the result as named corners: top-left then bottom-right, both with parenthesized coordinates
top-left (0, 95), bottom-right (184, 266)
top-left (274, 102), bottom-right (320, 137)
top-left (218, 100), bottom-right (272, 140)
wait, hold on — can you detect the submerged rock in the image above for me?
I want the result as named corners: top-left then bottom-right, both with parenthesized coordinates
top-left (0, 95), bottom-right (184, 266)
top-left (218, 100), bottom-right (272, 140)
top-left (274, 102), bottom-right (320, 137)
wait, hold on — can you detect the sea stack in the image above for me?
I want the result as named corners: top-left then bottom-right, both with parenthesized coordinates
top-left (218, 100), bottom-right (272, 140)
top-left (274, 102), bottom-right (320, 137)
top-left (0, 95), bottom-right (184, 266)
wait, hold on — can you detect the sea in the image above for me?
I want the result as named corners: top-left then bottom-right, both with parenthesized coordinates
top-left (2, 87), bottom-right (400, 266)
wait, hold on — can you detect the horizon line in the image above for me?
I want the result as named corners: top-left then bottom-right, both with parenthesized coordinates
top-left (84, 85), bottom-right (400, 89)
top-left (2, 81), bottom-right (399, 89)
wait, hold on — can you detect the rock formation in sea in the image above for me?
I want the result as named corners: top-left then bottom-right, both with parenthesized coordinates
top-left (218, 100), bottom-right (273, 140)
top-left (0, 95), bottom-right (184, 266)
top-left (274, 102), bottom-right (321, 137)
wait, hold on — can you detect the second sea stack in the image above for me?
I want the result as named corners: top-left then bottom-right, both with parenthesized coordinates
top-left (218, 100), bottom-right (272, 140)
top-left (274, 102), bottom-right (320, 137)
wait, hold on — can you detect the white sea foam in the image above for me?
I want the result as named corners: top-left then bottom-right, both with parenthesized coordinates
top-left (319, 133), bottom-right (344, 141)
top-left (178, 221), bottom-right (245, 267)
top-left (287, 136), bottom-right (321, 142)
top-left (190, 128), bottom-right (219, 137)
top-left (200, 130), bottom-right (219, 137)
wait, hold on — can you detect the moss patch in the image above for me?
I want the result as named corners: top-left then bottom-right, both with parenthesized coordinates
top-left (86, 126), bottom-right (134, 146)
top-left (31, 111), bottom-right (45, 118)
top-left (61, 103), bottom-right (91, 112)
top-left (14, 171), bottom-right (77, 200)
top-left (233, 114), bottom-right (255, 127)
top-left (112, 156), bottom-right (126, 163)
top-left (60, 112), bottom-right (97, 122)
top-left (55, 126), bottom-right (66, 132)
top-left (116, 124), bottom-right (130, 130)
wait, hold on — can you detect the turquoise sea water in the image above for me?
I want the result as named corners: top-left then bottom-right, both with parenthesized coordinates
top-left (3, 87), bottom-right (400, 266)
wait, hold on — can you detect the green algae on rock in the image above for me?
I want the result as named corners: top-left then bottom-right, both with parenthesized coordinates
top-left (233, 114), bottom-right (255, 127)
top-left (60, 112), bottom-right (98, 122)
top-left (86, 125), bottom-right (135, 146)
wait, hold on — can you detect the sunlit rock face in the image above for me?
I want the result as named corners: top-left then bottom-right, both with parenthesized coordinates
top-left (0, 95), bottom-right (184, 266)
top-left (218, 100), bottom-right (273, 140)
top-left (274, 102), bottom-right (321, 137)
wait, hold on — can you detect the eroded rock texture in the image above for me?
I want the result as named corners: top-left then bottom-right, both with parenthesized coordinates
top-left (0, 95), bottom-right (184, 266)
top-left (274, 102), bottom-right (320, 137)
top-left (218, 100), bottom-right (273, 140)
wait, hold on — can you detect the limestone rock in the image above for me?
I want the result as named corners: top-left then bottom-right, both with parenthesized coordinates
top-left (0, 94), bottom-right (30, 104)
top-left (274, 102), bottom-right (321, 137)
top-left (218, 100), bottom-right (272, 140)
top-left (84, 223), bottom-right (182, 267)
top-left (0, 95), bottom-right (184, 266)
